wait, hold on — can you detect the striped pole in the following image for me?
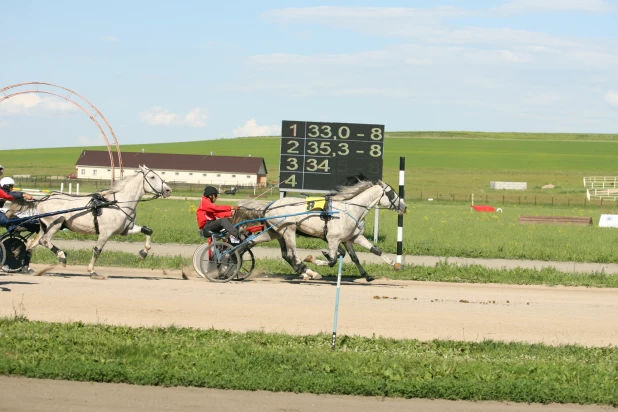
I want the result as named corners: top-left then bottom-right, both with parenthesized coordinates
top-left (396, 157), bottom-right (405, 265)
top-left (331, 254), bottom-right (344, 350)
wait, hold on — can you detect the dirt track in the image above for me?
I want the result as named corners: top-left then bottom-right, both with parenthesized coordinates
top-left (1, 263), bottom-right (617, 411)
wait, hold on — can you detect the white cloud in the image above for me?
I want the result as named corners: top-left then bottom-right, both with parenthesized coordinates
top-left (140, 106), bottom-right (177, 125)
top-left (263, 6), bottom-right (469, 24)
top-left (103, 35), bottom-right (118, 43)
top-left (0, 94), bottom-right (78, 115)
top-left (42, 99), bottom-right (76, 112)
top-left (495, 0), bottom-right (615, 14)
top-left (77, 135), bottom-right (106, 146)
top-left (1, 94), bottom-right (42, 113)
top-left (184, 108), bottom-right (208, 127)
top-left (605, 91), bottom-right (618, 107)
top-left (140, 106), bottom-right (208, 127)
top-left (232, 119), bottom-right (281, 137)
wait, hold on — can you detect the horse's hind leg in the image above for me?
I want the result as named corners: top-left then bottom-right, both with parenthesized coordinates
top-left (88, 234), bottom-right (112, 280)
top-left (124, 224), bottom-right (152, 259)
top-left (38, 219), bottom-right (69, 266)
top-left (279, 232), bottom-right (321, 280)
top-left (343, 240), bottom-right (374, 282)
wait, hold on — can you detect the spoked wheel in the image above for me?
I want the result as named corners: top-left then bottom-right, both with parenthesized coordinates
top-left (0, 235), bottom-right (28, 273)
top-left (235, 248), bottom-right (255, 280)
top-left (193, 241), bottom-right (240, 282)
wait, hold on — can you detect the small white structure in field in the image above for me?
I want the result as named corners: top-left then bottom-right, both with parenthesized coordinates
top-left (490, 181), bottom-right (527, 190)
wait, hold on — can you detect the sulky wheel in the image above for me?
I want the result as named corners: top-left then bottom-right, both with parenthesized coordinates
top-left (235, 248), bottom-right (255, 280)
top-left (193, 241), bottom-right (240, 283)
top-left (0, 235), bottom-right (28, 273)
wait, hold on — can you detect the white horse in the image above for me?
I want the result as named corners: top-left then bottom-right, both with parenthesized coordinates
top-left (15, 165), bottom-right (171, 279)
top-left (234, 176), bottom-right (407, 281)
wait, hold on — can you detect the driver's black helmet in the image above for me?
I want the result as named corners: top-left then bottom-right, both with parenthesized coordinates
top-left (203, 186), bottom-right (219, 197)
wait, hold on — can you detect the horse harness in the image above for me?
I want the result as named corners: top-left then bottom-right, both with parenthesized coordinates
top-left (87, 193), bottom-right (117, 235)
top-left (305, 196), bottom-right (334, 237)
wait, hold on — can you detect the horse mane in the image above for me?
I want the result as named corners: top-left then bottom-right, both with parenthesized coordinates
top-left (329, 174), bottom-right (375, 201)
top-left (100, 172), bottom-right (140, 195)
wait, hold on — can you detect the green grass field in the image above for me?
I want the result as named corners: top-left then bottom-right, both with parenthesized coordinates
top-left (4, 131), bottom-right (618, 203)
top-left (34, 198), bottom-right (618, 264)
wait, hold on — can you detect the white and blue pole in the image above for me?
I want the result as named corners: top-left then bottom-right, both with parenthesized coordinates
top-left (331, 254), bottom-right (344, 350)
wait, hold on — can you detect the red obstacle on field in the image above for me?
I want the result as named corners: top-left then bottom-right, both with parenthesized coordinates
top-left (471, 205), bottom-right (496, 212)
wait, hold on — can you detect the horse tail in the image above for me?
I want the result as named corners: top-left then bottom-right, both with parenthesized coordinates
top-left (233, 199), bottom-right (269, 224)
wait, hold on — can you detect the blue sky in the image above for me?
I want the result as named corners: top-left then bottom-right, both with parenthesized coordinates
top-left (1, 0), bottom-right (617, 150)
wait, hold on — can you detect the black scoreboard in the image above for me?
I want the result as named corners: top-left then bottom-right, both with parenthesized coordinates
top-left (279, 120), bottom-right (384, 193)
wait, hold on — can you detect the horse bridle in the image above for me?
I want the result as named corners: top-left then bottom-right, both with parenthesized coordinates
top-left (139, 169), bottom-right (166, 199)
top-left (380, 182), bottom-right (403, 212)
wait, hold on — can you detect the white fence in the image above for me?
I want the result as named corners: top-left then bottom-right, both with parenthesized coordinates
top-left (583, 177), bottom-right (618, 189)
top-left (584, 177), bottom-right (618, 200)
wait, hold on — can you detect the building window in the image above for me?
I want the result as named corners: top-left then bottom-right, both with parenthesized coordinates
top-left (81, 169), bottom-right (85, 174)
top-left (175, 172), bottom-right (179, 176)
top-left (217, 174), bottom-right (221, 177)
top-left (232, 174), bottom-right (236, 178)
top-left (246, 175), bottom-right (251, 179)
top-left (161, 171), bottom-right (166, 175)
top-left (202, 173), bottom-right (207, 177)
top-left (107, 169), bottom-right (110, 172)
top-left (189, 173), bottom-right (193, 176)
top-left (92, 169), bottom-right (97, 176)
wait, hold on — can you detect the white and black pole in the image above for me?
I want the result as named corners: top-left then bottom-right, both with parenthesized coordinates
top-left (396, 157), bottom-right (405, 265)
top-left (331, 254), bottom-right (344, 350)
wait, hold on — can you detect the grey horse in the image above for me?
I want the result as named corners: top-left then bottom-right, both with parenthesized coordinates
top-left (234, 177), bottom-right (407, 281)
top-left (15, 165), bottom-right (171, 279)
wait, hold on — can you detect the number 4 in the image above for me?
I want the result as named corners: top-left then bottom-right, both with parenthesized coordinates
top-left (282, 175), bottom-right (297, 187)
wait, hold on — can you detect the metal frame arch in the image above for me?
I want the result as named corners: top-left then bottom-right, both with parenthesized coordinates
top-left (0, 82), bottom-right (124, 181)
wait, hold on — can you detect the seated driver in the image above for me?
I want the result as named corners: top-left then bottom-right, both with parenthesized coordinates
top-left (196, 186), bottom-right (244, 242)
top-left (0, 177), bottom-right (35, 228)
top-left (0, 176), bottom-right (38, 274)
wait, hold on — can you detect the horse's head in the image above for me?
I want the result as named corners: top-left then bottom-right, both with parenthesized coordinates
top-left (139, 165), bottom-right (172, 198)
top-left (377, 180), bottom-right (407, 215)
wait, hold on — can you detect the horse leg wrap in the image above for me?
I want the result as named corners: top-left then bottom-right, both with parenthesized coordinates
top-left (51, 246), bottom-right (60, 255)
top-left (141, 226), bottom-right (153, 236)
top-left (139, 250), bottom-right (148, 259)
top-left (294, 262), bottom-right (309, 274)
top-left (93, 246), bottom-right (102, 258)
top-left (370, 246), bottom-right (383, 256)
top-left (321, 250), bottom-right (338, 268)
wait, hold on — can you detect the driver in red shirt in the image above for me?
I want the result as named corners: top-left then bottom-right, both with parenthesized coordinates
top-left (196, 186), bottom-right (244, 241)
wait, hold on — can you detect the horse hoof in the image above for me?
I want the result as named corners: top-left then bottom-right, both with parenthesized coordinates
top-left (311, 273), bottom-right (322, 280)
top-left (301, 273), bottom-right (311, 280)
top-left (304, 255), bottom-right (315, 263)
top-left (365, 275), bottom-right (375, 282)
top-left (139, 250), bottom-right (148, 259)
top-left (393, 263), bottom-right (403, 271)
top-left (90, 273), bottom-right (107, 280)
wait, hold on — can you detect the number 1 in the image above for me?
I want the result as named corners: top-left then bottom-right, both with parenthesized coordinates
top-left (289, 123), bottom-right (297, 137)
